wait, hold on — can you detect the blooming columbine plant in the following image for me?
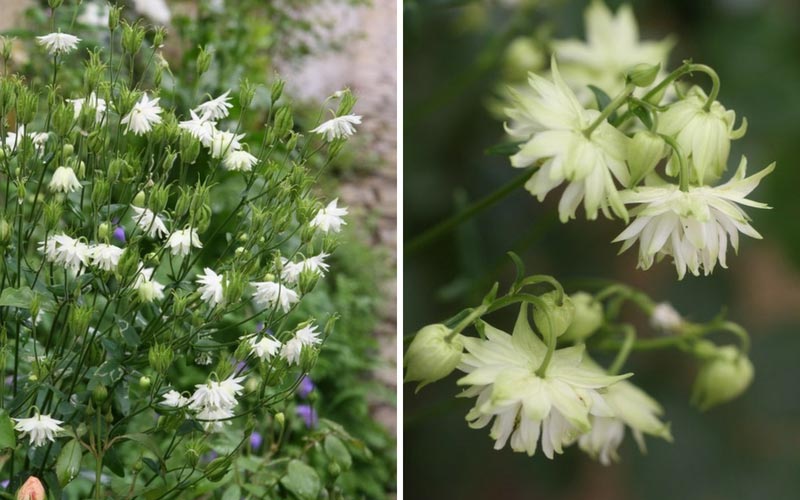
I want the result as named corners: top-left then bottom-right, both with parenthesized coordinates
top-left (0, 2), bottom-right (366, 497)
top-left (406, 0), bottom-right (767, 467)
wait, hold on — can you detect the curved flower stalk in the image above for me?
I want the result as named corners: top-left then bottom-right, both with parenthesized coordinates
top-left (614, 158), bottom-right (774, 278)
top-left (458, 306), bottom-right (629, 458)
top-left (506, 59), bottom-right (630, 222)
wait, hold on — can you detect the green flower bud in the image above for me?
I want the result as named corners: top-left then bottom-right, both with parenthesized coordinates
top-left (53, 102), bottom-right (73, 137)
top-left (149, 183), bottom-right (170, 213)
top-left (205, 457), bottom-right (231, 482)
top-left (17, 88), bottom-right (38, 125)
top-left (98, 222), bottom-right (111, 241)
top-left (149, 343), bottom-right (174, 374)
top-left (533, 291), bottom-right (575, 339)
top-left (328, 462), bottom-right (342, 477)
top-left (139, 376), bottom-right (151, 389)
top-left (0, 218), bottom-right (11, 246)
top-left (627, 131), bottom-right (666, 186)
top-left (68, 305), bottom-right (93, 337)
top-left (92, 179), bottom-right (110, 207)
top-left (270, 78), bottom-right (285, 104)
top-left (121, 21), bottom-right (146, 55)
top-left (286, 132), bottom-right (299, 153)
top-left (298, 268), bottom-right (319, 295)
top-left (132, 190), bottom-right (146, 207)
top-left (62, 143), bottom-right (74, 157)
top-left (197, 46), bottom-right (213, 76)
top-left (273, 106), bottom-right (294, 140)
top-left (300, 346), bottom-right (319, 372)
top-left (239, 78), bottom-right (256, 109)
top-left (561, 292), bottom-right (604, 342)
top-left (627, 62), bottom-right (661, 87)
top-left (92, 384), bottom-right (108, 404)
top-left (274, 412), bottom-right (285, 428)
top-left (44, 200), bottom-right (63, 229)
top-left (691, 345), bottom-right (754, 411)
top-left (180, 132), bottom-right (201, 164)
top-left (153, 26), bottom-right (166, 47)
top-left (404, 324), bottom-right (463, 392)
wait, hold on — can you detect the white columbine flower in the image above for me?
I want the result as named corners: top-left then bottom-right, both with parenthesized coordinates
top-left (39, 234), bottom-right (91, 274)
top-left (311, 114), bottom-right (362, 141)
top-left (68, 92), bottom-right (107, 122)
top-left (250, 281), bottom-right (300, 313)
top-left (658, 86), bottom-right (747, 183)
top-left (577, 359), bottom-right (672, 465)
top-left (5, 127), bottom-right (49, 154)
top-left (178, 110), bottom-right (216, 146)
top-left (131, 205), bottom-right (169, 239)
top-left (89, 243), bottom-right (124, 271)
top-left (13, 412), bottom-right (64, 447)
top-left (49, 166), bottom-right (82, 193)
top-left (506, 59), bottom-right (630, 222)
top-left (196, 268), bottom-right (225, 308)
top-left (188, 375), bottom-right (245, 413)
top-left (134, 266), bottom-right (165, 302)
top-left (194, 90), bottom-right (233, 120)
top-left (552, 1), bottom-right (673, 99)
top-left (295, 324), bottom-right (322, 346)
top-left (458, 306), bottom-right (627, 458)
top-left (246, 334), bottom-right (282, 361)
top-left (78, 2), bottom-right (110, 28)
top-left (36, 32), bottom-right (81, 55)
top-left (223, 150), bottom-right (258, 172)
top-left (160, 390), bottom-right (188, 408)
top-left (166, 228), bottom-right (202, 256)
top-left (309, 199), bottom-right (348, 233)
top-left (209, 129), bottom-right (244, 159)
top-left (121, 94), bottom-right (163, 135)
top-left (614, 158), bottom-right (774, 278)
top-left (281, 337), bottom-right (304, 365)
top-left (280, 253), bottom-right (331, 284)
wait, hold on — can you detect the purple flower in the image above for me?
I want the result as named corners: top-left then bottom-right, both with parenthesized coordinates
top-left (296, 404), bottom-right (318, 429)
top-left (297, 376), bottom-right (314, 399)
top-left (0, 479), bottom-right (8, 489)
top-left (112, 226), bottom-right (126, 243)
top-left (250, 431), bottom-right (263, 450)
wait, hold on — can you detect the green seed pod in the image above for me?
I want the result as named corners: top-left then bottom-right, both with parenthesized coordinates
top-left (270, 78), bottom-right (285, 104)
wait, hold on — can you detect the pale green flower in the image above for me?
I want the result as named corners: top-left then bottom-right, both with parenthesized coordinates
top-left (552, 1), bottom-right (674, 99)
top-left (405, 324), bottom-right (464, 392)
top-left (506, 59), bottom-right (630, 222)
top-left (658, 86), bottom-right (747, 183)
top-left (457, 306), bottom-right (628, 458)
top-left (692, 344), bottom-right (754, 411)
top-left (614, 158), bottom-right (774, 278)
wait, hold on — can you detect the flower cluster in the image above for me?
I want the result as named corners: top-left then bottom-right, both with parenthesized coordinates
top-left (503, 1), bottom-right (773, 278)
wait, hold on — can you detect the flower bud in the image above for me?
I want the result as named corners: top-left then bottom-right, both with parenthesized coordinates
top-left (274, 412), bottom-right (285, 428)
top-left (561, 292), bottom-right (604, 342)
top-left (691, 345), bottom-right (753, 411)
top-left (239, 78), bottom-right (256, 109)
top-left (627, 63), bottom-right (660, 87)
top-left (273, 106), bottom-right (294, 140)
top-left (533, 291), bottom-right (575, 339)
top-left (503, 37), bottom-right (545, 81)
top-left (92, 179), bottom-right (110, 207)
top-left (92, 384), bottom-right (108, 404)
top-left (270, 79), bottom-right (285, 104)
top-left (650, 302), bottom-right (683, 333)
top-left (197, 46), bottom-right (213, 76)
top-left (627, 131), bottom-right (666, 186)
top-left (0, 218), bottom-right (11, 246)
top-left (44, 200), bottom-right (63, 229)
top-left (98, 222), bottom-right (111, 241)
top-left (153, 26), bottom-right (166, 47)
top-left (132, 190), bottom-right (146, 207)
top-left (121, 21), bottom-right (146, 55)
top-left (180, 132), bottom-right (200, 164)
top-left (139, 376), bottom-right (151, 389)
top-left (149, 343), bottom-right (174, 374)
top-left (16, 476), bottom-right (45, 500)
top-left (404, 324), bottom-right (463, 391)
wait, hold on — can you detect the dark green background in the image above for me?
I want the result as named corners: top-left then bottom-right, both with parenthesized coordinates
top-left (404, 0), bottom-right (800, 498)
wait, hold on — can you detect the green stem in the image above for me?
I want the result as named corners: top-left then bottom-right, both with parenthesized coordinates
top-left (584, 83), bottom-right (636, 137)
top-left (659, 133), bottom-right (690, 191)
top-left (608, 326), bottom-right (636, 375)
top-left (446, 304), bottom-right (488, 341)
top-left (405, 167), bottom-right (535, 255)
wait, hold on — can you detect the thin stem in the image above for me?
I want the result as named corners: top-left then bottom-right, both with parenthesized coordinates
top-left (445, 305), bottom-right (487, 342)
top-left (608, 326), bottom-right (636, 375)
top-left (405, 167), bottom-right (535, 255)
top-left (584, 82), bottom-right (636, 137)
top-left (659, 133), bottom-right (690, 191)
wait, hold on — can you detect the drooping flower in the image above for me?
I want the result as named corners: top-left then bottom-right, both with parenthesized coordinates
top-left (68, 92), bottom-right (107, 122)
top-left (112, 226), bottom-right (127, 243)
top-left (614, 158), bottom-right (774, 278)
top-left (166, 228), bottom-right (202, 256)
top-left (311, 114), bottom-right (362, 141)
top-left (309, 199), bottom-right (348, 233)
top-left (188, 375), bottom-right (245, 413)
top-left (223, 150), bottom-right (258, 172)
top-left (133, 266), bottom-right (165, 302)
top-left (297, 376), bottom-right (315, 399)
top-left (88, 243), bottom-right (124, 271)
top-left (650, 302), bottom-right (683, 332)
top-left (13, 412), bottom-right (64, 447)
top-left (295, 324), bottom-right (322, 346)
top-left (552, 1), bottom-right (673, 99)
top-left (458, 305), bottom-right (628, 458)
top-left (36, 32), bottom-right (81, 55)
top-left (194, 90), bottom-right (233, 120)
top-left (209, 129), bottom-right (244, 159)
top-left (39, 234), bottom-right (91, 274)
top-left (250, 281), bottom-right (299, 313)
top-left (658, 86), bottom-right (747, 183)
top-left (295, 404), bottom-right (318, 428)
top-left (131, 206), bottom-right (169, 239)
top-left (250, 431), bottom-right (263, 450)
top-left (281, 338), bottom-right (304, 366)
top-left (121, 93), bottom-right (163, 135)
top-left (577, 359), bottom-right (672, 465)
top-left (246, 334), bottom-right (282, 361)
top-left (178, 110), bottom-right (216, 146)
top-left (506, 59), bottom-right (631, 222)
top-left (280, 253), bottom-right (331, 284)
top-left (4, 127), bottom-right (49, 154)
top-left (48, 166), bottom-right (82, 193)
top-left (160, 390), bottom-right (188, 408)
top-left (196, 268), bottom-right (225, 308)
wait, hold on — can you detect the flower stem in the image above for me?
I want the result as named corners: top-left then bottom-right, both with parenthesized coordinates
top-left (405, 167), bottom-right (535, 255)
top-left (446, 304), bottom-right (488, 342)
top-left (659, 133), bottom-right (690, 191)
top-left (608, 326), bottom-right (636, 375)
top-left (583, 82), bottom-right (636, 138)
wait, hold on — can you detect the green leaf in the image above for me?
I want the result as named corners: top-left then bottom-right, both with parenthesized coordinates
top-left (589, 85), bottom-right (612, 112)
top-left (280, 460), bottom-right (321, 500)
top-left (221, 485), bottom-right (242, 500)
top-left (0, 410), bottom-right (16, 449)
top-left (484, 141), bottom-right (524, 157)
top-left (324, 435), bottom-right (352, 470)
top-left (0, 286), bottom-right (34, 309)
top-left (56, 439), bottom-right (83, 486)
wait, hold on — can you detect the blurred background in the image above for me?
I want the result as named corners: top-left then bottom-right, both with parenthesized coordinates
top-left (404, 0), bottom-right (800, 499)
